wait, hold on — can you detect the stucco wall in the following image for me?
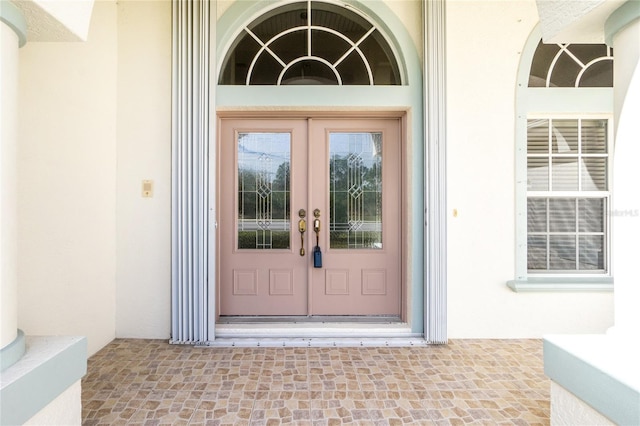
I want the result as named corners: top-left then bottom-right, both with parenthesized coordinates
top-left (17, 0), bottom-right (118, 356)
top-left (550, 382), bottom-right (614, 425)
top-left (446, 0), bottom-right (613, 338)
top-left (115, 0), bottom-right (172, 339)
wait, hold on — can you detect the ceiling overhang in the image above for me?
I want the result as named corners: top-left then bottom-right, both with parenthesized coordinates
top-left (11, 0), bottom-right (94, 42)
top-left (535, 0), bottom-right (626, 43)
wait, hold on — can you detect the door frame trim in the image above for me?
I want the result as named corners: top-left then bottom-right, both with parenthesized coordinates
top-left (215, 110), bottom-right (409, 332)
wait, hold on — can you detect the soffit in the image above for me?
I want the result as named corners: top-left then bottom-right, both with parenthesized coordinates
top-left (536, 0), bottom-right (626, 43)
top-left (11, 0), bottom-right (94, 42)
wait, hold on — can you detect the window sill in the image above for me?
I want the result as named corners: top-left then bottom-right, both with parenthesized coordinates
top-left (507, 277), bottom-right (613, 292)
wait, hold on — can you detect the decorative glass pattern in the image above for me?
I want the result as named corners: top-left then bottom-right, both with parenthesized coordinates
top-left (237, 133), bottom-right (291, 249)
top-left (329, 132), bottom-right (382, 249)
top-left (526, 119), bottom-right (608, 272)
top-left (219, 0), bottom-right (401, 85)
top-left (529, 41), bottom-right (613, 87)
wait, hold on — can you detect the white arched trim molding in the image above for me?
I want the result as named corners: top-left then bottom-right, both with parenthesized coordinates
top-left (423, 0), bottom-right (448, 344)
top-left (171, 0), bottom-right (214, 344)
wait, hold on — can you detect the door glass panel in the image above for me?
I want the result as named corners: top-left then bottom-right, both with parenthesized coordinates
top-left (329, 132), bottom-right (382, 249)
top-left (237, 133), bottom-right (290, 249)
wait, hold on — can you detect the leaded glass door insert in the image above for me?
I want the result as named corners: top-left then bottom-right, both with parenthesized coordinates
top-left (219, 117), bottom-right (401, 317)
top-left (237, 133), bottom-right (291, 250)
top-left (329, 132), bottom-right (383, 249)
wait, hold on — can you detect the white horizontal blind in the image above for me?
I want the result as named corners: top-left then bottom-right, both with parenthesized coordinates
top-left (526, 118), bottom-right (609, 273)
top-left (171, 0), bottom-right (211, 344)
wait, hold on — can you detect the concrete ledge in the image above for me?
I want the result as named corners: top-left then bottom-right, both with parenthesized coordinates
top-left (0, 336), bottom-right (87, 425)
top-left (544, 334), bottom-right (640, 425)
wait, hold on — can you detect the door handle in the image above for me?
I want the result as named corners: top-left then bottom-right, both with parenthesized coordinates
top-left (313, 209), bottom-right (321, 243)
top-left (313, 209), bottom-right (322, 268)
top-left (298, 209), bottom-right (306, 256)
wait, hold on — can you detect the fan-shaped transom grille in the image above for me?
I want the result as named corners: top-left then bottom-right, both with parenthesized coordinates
top-left (220, 1), bottom-right (401, 85)
top-left (529, 41), bottom-right (614, 88)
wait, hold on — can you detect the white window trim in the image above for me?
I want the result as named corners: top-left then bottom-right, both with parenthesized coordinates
top-left (508, 26), bottom-right (614, 292)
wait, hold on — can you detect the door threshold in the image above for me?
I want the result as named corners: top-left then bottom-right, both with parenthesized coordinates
top-left (218, 315), bottom-right (402, 325)
top-left (203, 337), bottom-right (429, 348)
top-left (215, 318), bottom-right (414, 340)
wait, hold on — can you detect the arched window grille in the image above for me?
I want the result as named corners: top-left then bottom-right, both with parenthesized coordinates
top-left (529, 41), bottom-right (613, 87)
top-left (220, 0), bottom-right (401, 85)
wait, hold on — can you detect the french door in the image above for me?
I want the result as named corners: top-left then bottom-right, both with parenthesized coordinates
top-left (218, 117), bottom-right (401, 317)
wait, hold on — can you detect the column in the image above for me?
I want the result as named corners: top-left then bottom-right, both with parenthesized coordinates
top-left (2, 4), bottom-right (89, 423)
top-left (608, 5), bottom-right (640, 338)
top-left (0, 0), bottom-right (27, 370)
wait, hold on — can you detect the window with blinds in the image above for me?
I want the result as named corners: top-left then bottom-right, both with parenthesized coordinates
top-left (526, 118), bottom-right (609, 273)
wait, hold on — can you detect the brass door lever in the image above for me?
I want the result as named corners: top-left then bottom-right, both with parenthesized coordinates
top-left (298, 209), bottom-right (307, 256)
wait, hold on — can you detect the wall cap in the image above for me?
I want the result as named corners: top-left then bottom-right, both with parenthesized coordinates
top-left (0, 335), bottom-right (87, 425)
top-left (544, 334), bottom-right (640, 425)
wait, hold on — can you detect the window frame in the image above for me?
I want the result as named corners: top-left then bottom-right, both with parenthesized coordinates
top-left (508, 26), bottom-right (614, 292)
top-left (525, 114), bottom-right (613, 276)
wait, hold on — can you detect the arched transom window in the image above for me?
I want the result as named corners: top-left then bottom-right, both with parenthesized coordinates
top-left (220, 0), bottom-right (402, 85)
top-left (529, 41), bottom-right (613, 87)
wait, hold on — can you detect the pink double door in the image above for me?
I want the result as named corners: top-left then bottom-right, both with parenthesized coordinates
top-left (218, 117), bottom-right (401, 317)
